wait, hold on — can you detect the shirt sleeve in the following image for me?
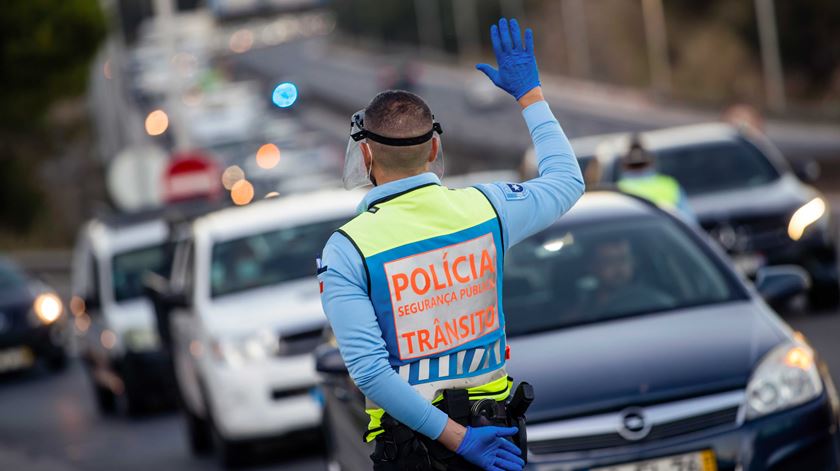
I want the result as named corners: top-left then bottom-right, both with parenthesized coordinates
top-left (476, 100), bottom-right (585, 250)
top-left (319, 232), bottom-right (449, 439)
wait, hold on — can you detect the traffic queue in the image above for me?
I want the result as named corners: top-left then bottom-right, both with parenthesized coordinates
top-left (39, 10), bottom-right (839, 470)
top-left (57, 132), bottom-right (840, 470)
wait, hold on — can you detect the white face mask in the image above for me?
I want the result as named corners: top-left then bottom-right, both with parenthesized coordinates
top-left (342, 109), bottom-right (445, 190)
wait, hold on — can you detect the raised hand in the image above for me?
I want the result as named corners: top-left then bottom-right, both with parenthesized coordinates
top-left (476, 18), bottom-right (540, 101)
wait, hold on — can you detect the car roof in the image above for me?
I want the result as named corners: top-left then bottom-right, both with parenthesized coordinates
top-left (589, 123), bottom-right (744, 161)
top-left (558, 190), bottom-right (666, 225)
top-left (194, 189), bottom-right (365, 241)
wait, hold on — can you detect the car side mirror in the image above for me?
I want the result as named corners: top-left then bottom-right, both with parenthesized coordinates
top-left (793, 159), bottom-right (820, 183)
top-left (142, 272), bottom-right (189, 351)
top-left (83, 293), bottom-right (101, 311)
top-left (756, 265), bottom-right (810, 305)
top-left (315, 345), bottom-right (348, 375)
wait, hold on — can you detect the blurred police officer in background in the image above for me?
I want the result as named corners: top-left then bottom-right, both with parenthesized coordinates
top-left (617, 134), bottom-right (695, 221)
top-left (318, 18), bottom-right (584, 470)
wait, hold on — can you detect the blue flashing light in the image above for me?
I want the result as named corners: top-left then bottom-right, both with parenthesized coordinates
top-left (272, 82), bottom-right (298, 108)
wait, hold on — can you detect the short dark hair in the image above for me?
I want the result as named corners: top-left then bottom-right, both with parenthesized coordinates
top-left (364, 90), bottom-right (435, 172)
top-left (365, 90), bottom-right (433, 137)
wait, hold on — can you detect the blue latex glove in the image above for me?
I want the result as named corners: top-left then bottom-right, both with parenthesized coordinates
top-left (456, 425), bottom-right (525, 471)
top-left (476, 18), bottom-right (540, 100)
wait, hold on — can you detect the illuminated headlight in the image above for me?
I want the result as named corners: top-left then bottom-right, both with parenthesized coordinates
top-left (788, 197), bottom-right (826, 241)
top-left (124, 328), bottom-right (160, 352)
top-left (33, 293), bottom-right (63, 324)
top-left (212, 330), bottom-right (279, 367)
top-left (745, 343), bottom-right (823, 420)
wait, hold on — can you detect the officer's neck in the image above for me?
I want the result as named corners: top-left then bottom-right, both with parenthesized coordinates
top-left (371, 167), bottom-right (427, 186)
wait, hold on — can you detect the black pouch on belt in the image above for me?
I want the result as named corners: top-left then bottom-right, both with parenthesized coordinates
top-left (370, 414), bottom-right (433, 471)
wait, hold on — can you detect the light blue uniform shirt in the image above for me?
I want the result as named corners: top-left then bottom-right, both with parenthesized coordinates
top-left (319, 101), bottom-right (584, 439)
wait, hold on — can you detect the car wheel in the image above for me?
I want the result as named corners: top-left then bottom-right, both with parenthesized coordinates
top-left (93, 381), bottom-right (117, 415)
top-left (44, 350), bottom-right (68, 372)
top-left (184, 407), bottom-right (213, 455)
top-left (124, 383), bottom-right (147, 417)
top-left (212, 423), bottom-right (246, 469)
top-left (809, 281), bottom-right (840, 312)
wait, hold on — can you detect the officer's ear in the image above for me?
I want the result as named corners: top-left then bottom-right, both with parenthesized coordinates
top-left (427, 137), bottom-right (439, 164)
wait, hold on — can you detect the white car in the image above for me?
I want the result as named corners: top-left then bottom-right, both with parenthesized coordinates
top-left (71, 211), bottom-right (175, 415)
top-left (164, 189), bottom-right (362, 466)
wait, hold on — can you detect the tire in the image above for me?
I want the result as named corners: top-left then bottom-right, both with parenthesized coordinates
top-left (124, 383), bottom-right (147, 417)
top-left (809, 281), bottom-right (840, 312)
top-left (93, 382), bottom-right (117, 415)
top-left (212, 424), bottom-right (246, 469)
top-left (185, 408), bottom-right (213, 455)
top-left (44, 350), bottom-right (68, 372)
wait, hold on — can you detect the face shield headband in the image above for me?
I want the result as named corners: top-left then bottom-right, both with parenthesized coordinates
top-left (342, 109), bottom-right (445, 190)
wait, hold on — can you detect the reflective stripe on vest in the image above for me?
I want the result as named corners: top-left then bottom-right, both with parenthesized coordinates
top-left (617, 174), bottom-right (681, 208)
top-left (338, 184), bottom-right (507, 402)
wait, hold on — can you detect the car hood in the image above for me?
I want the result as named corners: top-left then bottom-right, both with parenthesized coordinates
top-left (505, 301), bottom-right (788, 422)
top-left (202, 278), bottom-right (325, 338)
top-left (688, 175), bottom-right (812, 221)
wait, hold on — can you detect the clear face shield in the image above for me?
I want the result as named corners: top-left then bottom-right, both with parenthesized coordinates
top-left (342, 109), bottom-right (445, 190)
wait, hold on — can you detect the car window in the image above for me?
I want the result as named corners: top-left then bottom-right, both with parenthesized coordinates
top-left (210, 218), bottom-right (346, 298)
top-left (503, 216), bottom-right (742, 337)
top-left (614, 139), bottom-right (780, 195)
top-left (0, 261), bottom-right (26, 291)
top-left (112, 244), bottom-right (173, 302)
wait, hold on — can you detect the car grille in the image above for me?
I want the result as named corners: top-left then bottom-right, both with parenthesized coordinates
top-left (277, 328), bottom-right (322, 357)
top-left (702, 214), bottom-right (791, 252)
top-left (530, 407), bottom-right (738, 454)
top-left (528, 391), bottom-right (744, 455)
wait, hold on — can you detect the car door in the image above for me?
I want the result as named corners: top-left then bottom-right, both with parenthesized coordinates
top-left (169, 240), bottom-right (205, 416)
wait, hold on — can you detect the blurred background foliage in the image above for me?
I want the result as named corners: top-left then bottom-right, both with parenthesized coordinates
top-left (0, 0), bottom-right (106, 240)
top-left (333, 0), bottom-right (840, 113)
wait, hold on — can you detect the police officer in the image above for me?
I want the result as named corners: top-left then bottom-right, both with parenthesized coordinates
top-left (319, 18), bottom-right (584, 470)
top-left (616, 134), bottom-right (695, 221)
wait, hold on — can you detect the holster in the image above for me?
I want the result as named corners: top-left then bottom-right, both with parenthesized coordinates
top-left (370, 381), bottom-right (534, 469)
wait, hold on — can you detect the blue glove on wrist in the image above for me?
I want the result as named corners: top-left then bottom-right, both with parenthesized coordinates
top-left (476, 18), bottom-right (540, 100)
top-left (455, 425), bottom-right (525, 471)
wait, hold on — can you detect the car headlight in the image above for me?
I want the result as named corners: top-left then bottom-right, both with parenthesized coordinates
top-left (124, 328), bottom-right (160, 352)
top-left (745, 342), bottom-right (823, 420)
top-left (212, 329), bottom-right (279, 367)
top-left (33, 293), bottom-right (63, 324)
top-left (788, 197), bottom-right (826, 241)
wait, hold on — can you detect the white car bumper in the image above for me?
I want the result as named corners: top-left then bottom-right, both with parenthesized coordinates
top-left (205, 354), bottom-right (322, 440)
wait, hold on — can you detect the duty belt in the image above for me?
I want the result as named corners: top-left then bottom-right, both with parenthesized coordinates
top-left (369, 381), bottom-right (535, 470)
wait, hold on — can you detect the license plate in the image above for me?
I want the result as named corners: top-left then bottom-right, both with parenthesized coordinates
top-left (733, 253), bottom-right (765, 276)
top-left (592, 450), bottom-right (717, 471)
top-left (0, 347), bottom-right (34, 372)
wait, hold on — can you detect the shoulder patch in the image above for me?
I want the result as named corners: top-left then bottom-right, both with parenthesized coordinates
top-left (368, 206), bottom-right (379, 214)
top-left (502, 183), bottom-right (529, 201)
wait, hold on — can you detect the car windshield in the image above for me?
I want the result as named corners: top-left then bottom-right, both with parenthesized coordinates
top-left (0, 261), bottom-right (26, 292)
top-left (112, 244), bottom-right (173, 302)
top-left (631, 140), bottom-right (779, 196)
top-left (210, 218), bottom-right (346, 298)
top-left (503, 216), bottom-right (741, 337)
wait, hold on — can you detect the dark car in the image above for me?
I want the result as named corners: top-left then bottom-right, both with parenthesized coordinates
top-left (316, 191), bottom-right (840, 471)
top-left (575, 124), bottom-right (838, 308)
top-left (0, 257), bottom-right (67, 373)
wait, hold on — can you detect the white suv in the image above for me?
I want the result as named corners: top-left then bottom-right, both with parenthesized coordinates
top-left (163, 189), bottom-right (362, 466)
top-left (71, 212), bottom-right (176, 415)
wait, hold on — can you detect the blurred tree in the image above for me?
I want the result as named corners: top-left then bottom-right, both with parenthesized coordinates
top-left (0, 0), bottom-right (106, 131)
top-left (0, 0), bottom-right (106, 235)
